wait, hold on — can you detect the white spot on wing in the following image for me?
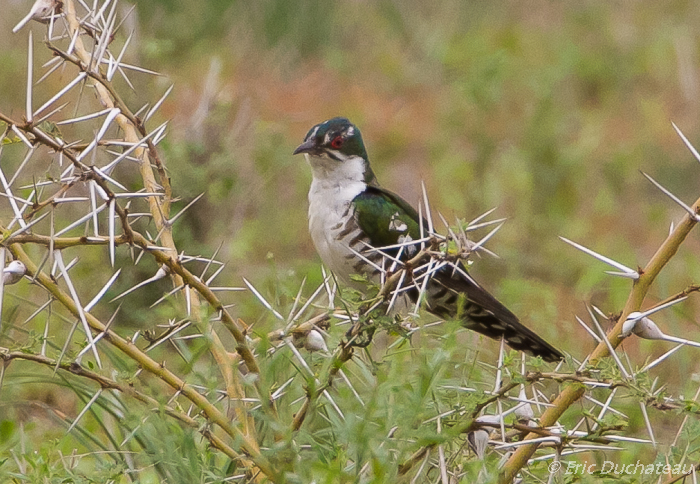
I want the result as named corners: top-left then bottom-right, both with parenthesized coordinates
top-left (389, 212), bottom-right (408, 232)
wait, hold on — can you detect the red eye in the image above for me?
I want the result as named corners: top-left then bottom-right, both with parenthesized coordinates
top-left (330, 136), bottom-right (344, 149)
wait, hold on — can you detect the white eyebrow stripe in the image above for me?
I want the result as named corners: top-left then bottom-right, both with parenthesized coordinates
top-left (308, 125), bottom-right (320, 140)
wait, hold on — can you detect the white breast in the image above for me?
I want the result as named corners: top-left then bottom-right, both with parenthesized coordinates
top-left (306, 154), bottom-right (368, 285)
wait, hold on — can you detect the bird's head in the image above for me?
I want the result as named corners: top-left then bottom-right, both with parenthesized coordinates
top-left (294, 117), bottom-right (377, 185)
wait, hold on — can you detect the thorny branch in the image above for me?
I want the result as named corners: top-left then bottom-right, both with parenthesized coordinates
top-left (500, 176), bottom-right (700, 483)
top-left (53, 3), bottom-right (265, 450)
top-left (290, 246), bottom-right (438, 432)
top-left (4, 240), bottom-right (280, 480)
top-left (1, 1), bottom-right (270, 480)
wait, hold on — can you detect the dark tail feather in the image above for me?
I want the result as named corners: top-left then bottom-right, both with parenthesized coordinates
top-left (422, 266), bottom-right (564, 363)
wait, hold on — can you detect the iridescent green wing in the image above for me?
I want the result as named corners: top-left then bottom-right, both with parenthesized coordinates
top-left (352, 186), bottom-right (423, 255)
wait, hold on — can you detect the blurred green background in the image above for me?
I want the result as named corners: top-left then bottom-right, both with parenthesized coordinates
top-left (3, 0), bottom-right (700, 365)
top-left (3, 0), bottom-right (700, 480)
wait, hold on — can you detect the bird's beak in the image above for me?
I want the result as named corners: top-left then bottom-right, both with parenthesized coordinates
top-left (293, 138), bottom-right (315, 155)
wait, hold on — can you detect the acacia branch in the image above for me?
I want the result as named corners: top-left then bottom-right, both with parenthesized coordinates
top-left (5, 240), bottom-right (279, 481)
top-left (57, 2), bottom-right (264, 447)
top-left (500, 201), bottom-right (700, 483)
top-left (290, 249), bottom-right (435, 432)
top-left (6, 233), bottom-right (129, 249)
top-left (6, 3), bottom-right (269, 461)
top-left (1, 214), bottom-right (269, 419)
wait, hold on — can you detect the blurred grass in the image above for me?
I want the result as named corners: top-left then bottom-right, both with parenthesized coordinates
top-left (3, 0), bottom-right (700, 481)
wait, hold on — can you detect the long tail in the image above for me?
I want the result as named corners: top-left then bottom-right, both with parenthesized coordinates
top-left (422, 265), bottom-right (564, 363)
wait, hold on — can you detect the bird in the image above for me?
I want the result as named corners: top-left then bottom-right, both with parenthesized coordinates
top-left (293, 117), bottom-right (564, 362)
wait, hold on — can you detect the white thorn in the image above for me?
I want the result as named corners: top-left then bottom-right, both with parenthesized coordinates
top-left (560, 236), bottom-right (639, 278)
